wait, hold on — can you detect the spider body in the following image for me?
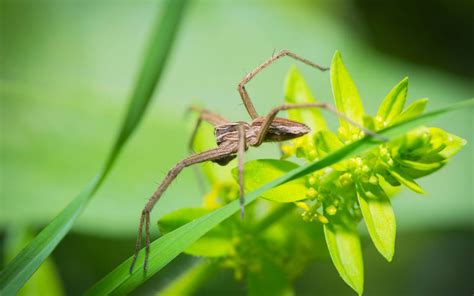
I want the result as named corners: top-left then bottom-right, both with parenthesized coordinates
top-left (214, 117), bottom-right (310, 149)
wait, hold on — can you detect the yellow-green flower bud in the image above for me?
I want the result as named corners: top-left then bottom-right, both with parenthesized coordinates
top-left (294, 138), bottom-right (305, 147)
top-left (379, 146), bottom-right (389, 157)
top-left (306, 188), bottom-right (318, 199)
top-left (338, 126), bottom-right (347, 136)
top-left (369, 175), bottom-right (378, 185)
top-left (318, 215), bottom-right (329, 224)
top-left (281, 145), bottom-right (294, 156)
top-left (308, 149), bottom-right (317, 160)
top-left (387, 158), bottom-right (394, 166)
top-left (308, 176), bottom-right (317, 186)
top-left (362, 165), bottom-right (370, 173)
top-left (339, 172), bottom-right (353, 187)
top-left (326, 205), bottom-right (337, 216)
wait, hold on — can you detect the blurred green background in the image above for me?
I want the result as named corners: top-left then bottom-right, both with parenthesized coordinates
top-left (1, 0), bottom-right (472, 295)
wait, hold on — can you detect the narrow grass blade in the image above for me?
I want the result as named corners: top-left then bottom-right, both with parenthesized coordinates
top-left (0, 1), bottom-right (188, 295)
top-left (87, 99), bottom-right (473, 295)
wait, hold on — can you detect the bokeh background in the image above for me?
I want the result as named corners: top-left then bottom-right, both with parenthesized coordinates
top-left (1, 0), bottom-right (472, 295)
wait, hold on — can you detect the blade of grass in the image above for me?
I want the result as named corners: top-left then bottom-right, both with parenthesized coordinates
top-left (87, 98), bottom-right (473, 295)
top-left (0, 1), bottom-right (188, 295)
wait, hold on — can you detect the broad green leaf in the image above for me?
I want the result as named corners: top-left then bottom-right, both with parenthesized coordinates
top-left (376, 77), bottom-right (408, 126)
top-left (285, 66), bottom-right (327, 132)
top-left (324, 215), bottom-right (364, 295)
top-left (394, 98), bottom-right (428, 123)
top-left (159, 261), bottom-right (218, 296)
top-left (357, 183), bottom-right (396, 262)
top-left (0, 1), bottom-right (189, 294)
top-left (330, 51), bottom-right (365, 136)
top-left (231, 159), bottom-right (308, 202)
top-left (158, 208), bottom-right (233, 257)
top-left (86, 99), bottom-right (473, 295)
top-left (389, 167), bottom-right (425, 194)
top-left (247, 259), bottom-right (294, 296)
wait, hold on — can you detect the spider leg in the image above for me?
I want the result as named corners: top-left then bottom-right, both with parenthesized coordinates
top-left (186, 106), bottom-right (230, 193)
top-left (254, 102), bottom-right (387, 146)
top-left (237, 124), bottom-right (247, 218)
top-left (129, 146), bottom-right (235, 273)
top-left (237, 50), bottom-right (329, 120)
top-left (186, 106), bottom-right (229, 152)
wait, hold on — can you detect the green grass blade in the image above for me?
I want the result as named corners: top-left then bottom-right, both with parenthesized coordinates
top-left (87, 99), bottom-right (473, 295)
top-left (0, 1), bottom-right (188, 295)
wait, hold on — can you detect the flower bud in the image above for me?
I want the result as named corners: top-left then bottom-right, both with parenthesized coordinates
top-left (318, 215), bottom-right (329, 224)
top-left (339, 173), bottom-right (353, 187)
top-left (369, 175), bottom-right (379, 185)
top-left (306, 188), bottom-right (318, 199)
top-left (326, 205), bottom-right (337, 216)
top-left (281, 145), bottom-right (294, 156)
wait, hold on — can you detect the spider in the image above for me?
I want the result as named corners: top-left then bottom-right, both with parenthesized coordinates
top-left (129, 50), bottom-right (381, 273)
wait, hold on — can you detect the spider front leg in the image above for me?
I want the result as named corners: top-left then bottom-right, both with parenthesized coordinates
top-left (129, 146), bottom-right (235, 273)
top-left (254, 102), bottom-right (387, 145)
top-left (237, 50), bottom-right (329, 119)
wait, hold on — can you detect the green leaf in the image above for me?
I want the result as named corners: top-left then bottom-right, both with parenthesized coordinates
top-left (357, 183), bottom-right (396, 262)
top-left (389, 167), bottom-right (425, 194)
top-left (232, 159), bottom-right (308, 202)
top-left (324, 215), bottom-right (364, 295)
top-left (158, 208), bottom-right (233, 257)
top-left (330, 51), bottom-right (365, 136)
top-left (285, 66), bottom-right (327, 132)
top-left (441, 134), bottom-right (466, 158)
top-left (247, 259), bottom-right (294, 296)
top-left (398, 159), bottom-right (443, 171)
top-left (376, 77), bottom-right (408, 126)
top-left (86, 99), bottom-right (473, 295)
top-left (0, 1), bottom-right (189, 295)
top-left (394, 98), bottom-right (428, 123)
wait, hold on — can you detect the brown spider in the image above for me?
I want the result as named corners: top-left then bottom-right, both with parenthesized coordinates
top-left (129, 50), bottom-right (381, 273)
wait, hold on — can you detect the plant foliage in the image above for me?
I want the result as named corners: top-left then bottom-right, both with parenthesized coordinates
top-left (88, 51), bottom-right (470, 294)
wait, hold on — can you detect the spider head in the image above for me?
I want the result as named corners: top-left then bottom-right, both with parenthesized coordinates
top-left (252, 117), bottom-right (311, 142)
